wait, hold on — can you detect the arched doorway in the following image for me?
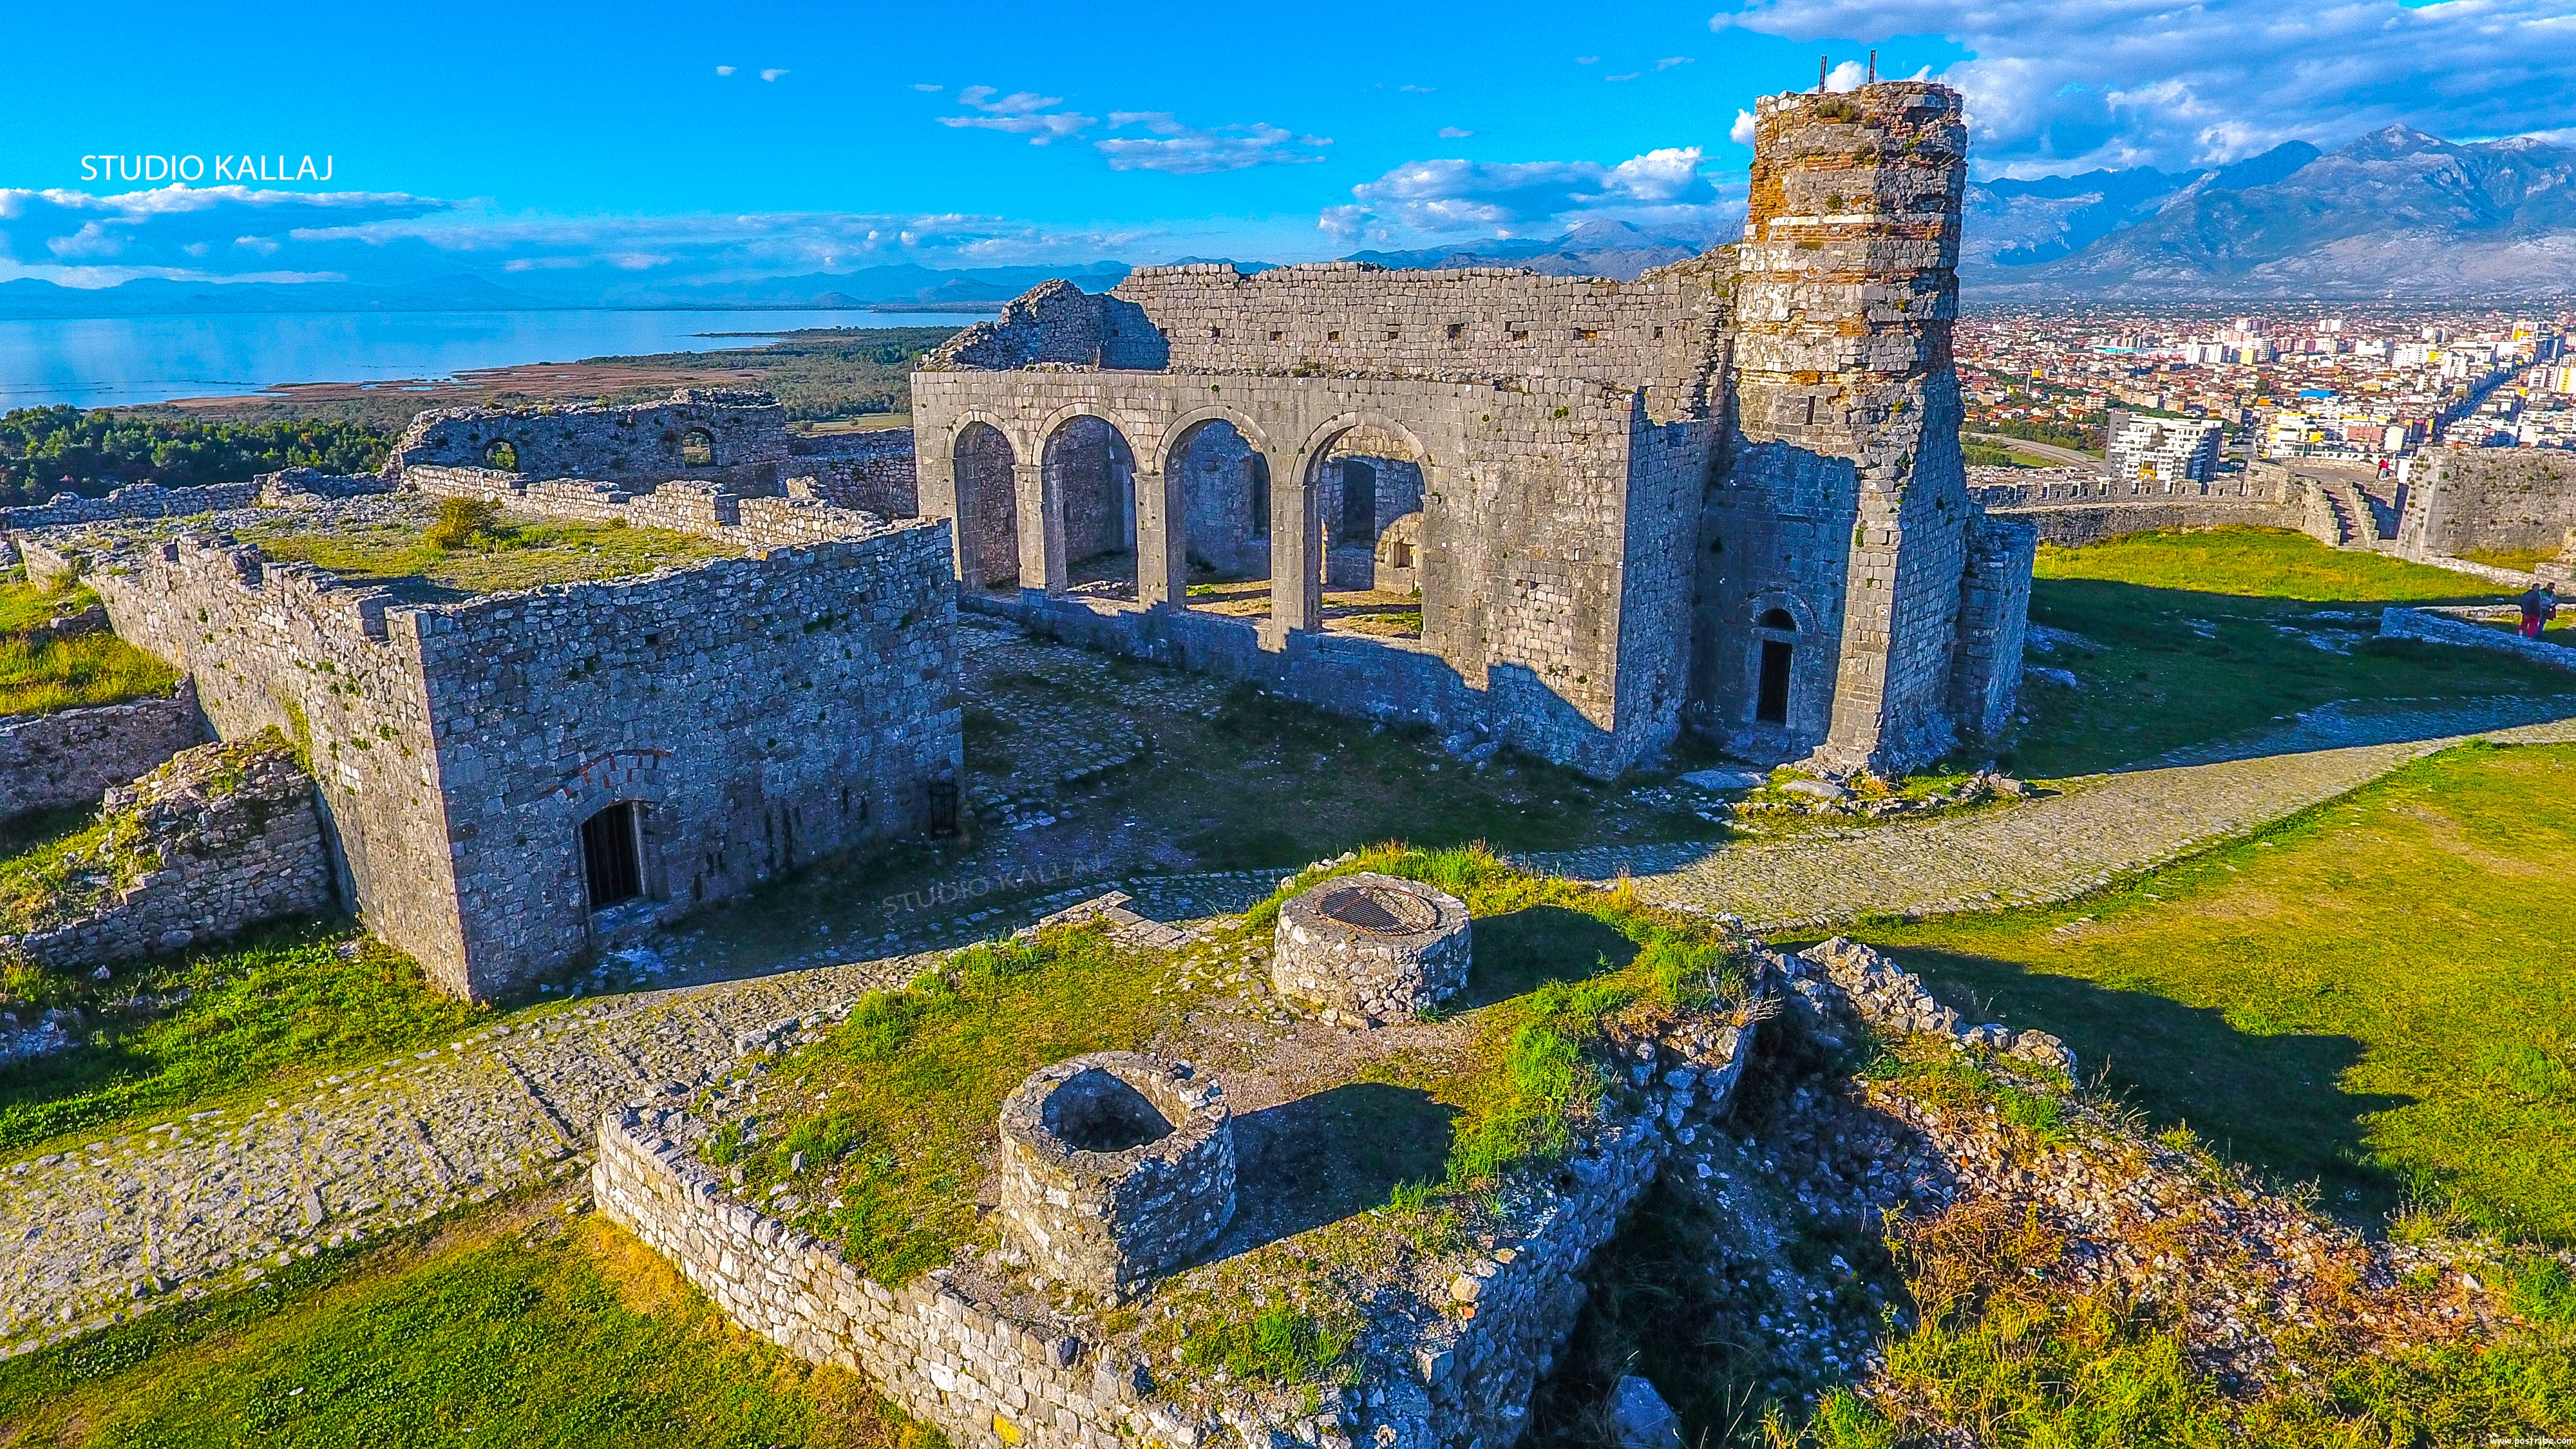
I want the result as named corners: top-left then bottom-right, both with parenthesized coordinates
top-left (580, 801), bottom-right (648, 911)
top-left (952, 422), bottom-right (1019, 590)
top-left (1753, 607), bottom-right (1797, 725)
top-left (677, 428), bottom-right (717, 468)
top-left (483, 439), bottom-right (521, 472)
top-left (1043, 415), bottom-right (1138, 600)
top-left (1170, 419), bottom-right (1269, 622)
top-left (1299, 422), bottom-right (1429, 639)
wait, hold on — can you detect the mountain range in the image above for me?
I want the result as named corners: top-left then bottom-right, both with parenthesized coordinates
top-left (1963, 126), bottom-right (2576, 299)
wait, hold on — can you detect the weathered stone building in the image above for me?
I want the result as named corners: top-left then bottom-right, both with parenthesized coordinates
top-left (909, 82), bottom-right (2032, 776)
top-left (50, 397), bottom-right (963, 1001)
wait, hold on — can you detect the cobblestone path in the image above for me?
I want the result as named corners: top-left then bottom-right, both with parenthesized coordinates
top-left (1529, 694), bottom-right (2576, 931)
top-left (0, 869), bottom-right (1280, 1358)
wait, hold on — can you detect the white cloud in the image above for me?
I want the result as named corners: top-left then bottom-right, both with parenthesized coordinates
top-left (956, 86), bottom-right (1062, 115)
top-left (1729, 109), bottom-right (1757, 146)
top-left (1606, 72), bottom-right (1641, 82)
top-left (1094, 114), bottom-right (1331, 174)
top-left (1656, 57), bottom-right (1695, 70)
top-left (1709, 0), bottom-right (2576, 175)
top-left (1824, 59), bottom-right (1866, 93)
top-left (1576, 55), bottom-right (1600, 64)
top-left (1325, 146), bottom-right (1735, 241)
top-left (759, 68), bottom-right (788, 82)
top-left (715, 65), bottom-right (735, 77)
top-left (1438, 126), bottom-right (1475, 140)
top-left (913, 82), bottom-right (942, 92)
top-left (938, 85), bottom-right (1095, 145)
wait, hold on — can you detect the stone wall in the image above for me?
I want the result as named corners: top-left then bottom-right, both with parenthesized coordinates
top-left (789, 429), bottom-right (919, 517)
top-left (91, 518), bottom-right (961, 999)
top-left (1949, 513), bottom-right (2036, 746)
top-left (0, 684), bottom-right (205, 822)
top-left (406, 464), bottom-right (895, 553)
top-left (392, 390), bottom-right (795, 491)
top-left (258, 467), bottom-right (396, 504)
top-left (0, 481), bottom-right (260, 533)
top-left (0, 735), bottom-right (330, 971)
top-left (2395, 447), bottom-right (2576, 562)
top-left (596, 998), bottom-right (1763, 1449)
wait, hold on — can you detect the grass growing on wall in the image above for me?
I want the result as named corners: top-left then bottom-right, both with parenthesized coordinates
top-left (0, 632), bottom-right (180, 716)
top-left (0, 1194), bottom-right (942, 1448)
top-left (719, 844), bottom-right (1752, 1285)
top-left (2008, 527), bottom-right (2571, 777)
top-left (1849, 741), bottom-right (2576, 1243)
top-left (0, 576), bottom-right (99, 634)
top-left (246, 509), bottom-right (737, 596)
top-left (0, 919), bottom-right (484, 1158)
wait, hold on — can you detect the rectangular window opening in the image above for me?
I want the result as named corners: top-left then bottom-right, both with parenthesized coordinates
top-left (582, 802), bottom-right (645, 910)
top-left (1756, 641), bottom-right (1793, 724)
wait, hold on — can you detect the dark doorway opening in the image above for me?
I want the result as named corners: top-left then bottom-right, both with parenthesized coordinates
top-left (1249, 455), bottom-right (1271, 540)
top-left (1340, 459), bottom-right (1377, 541)
top-left (1757, 641), bottom-right (1792, 724)
top-left (582, 802), bottom-right (645, 910)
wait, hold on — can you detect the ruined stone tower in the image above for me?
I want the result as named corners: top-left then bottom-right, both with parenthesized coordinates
top-left (913, 80), bottom-right (2032, 779)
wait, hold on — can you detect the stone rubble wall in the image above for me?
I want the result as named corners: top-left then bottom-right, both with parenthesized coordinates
top-left (0, 735), bottom-right (332, 971)
top-left (258, 467), bottom-right (397, 504)
top-left (392, 390), bottom-right (794, 491)
top-left (597, 1000), bottom-right (1766, 1449)
top-left (1948, 512), bottom-right (2036, 747)
top-left (2380, 606), bottom-right (2576, 674)
top-left (406, 464), bottom-right (891, 551)
top-left (0, 482), bottom-right (261, 533)
top-left (790, 428), bottom-right (920, 517)
top-left (2395, 446), bottom-right (2576, 563)
top-left (0, 683), bottom-right (205, 822)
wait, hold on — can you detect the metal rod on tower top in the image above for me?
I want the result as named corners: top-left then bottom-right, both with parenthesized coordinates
top-left (1868, 50), bottom-right (1877, 83)
top-left (1819, 56), bottom-right (1828, 91)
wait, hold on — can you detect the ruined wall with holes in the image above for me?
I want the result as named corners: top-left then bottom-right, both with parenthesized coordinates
top-left (913, 80), bottom-right (2025, 779)
top-left (392, 390), bottom-right (795, 491)
top-left (90, 518), bottom-right (961, 999)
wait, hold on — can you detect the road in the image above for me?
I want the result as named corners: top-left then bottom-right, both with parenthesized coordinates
top-left (1968, 432), bottom-right (2099, 469)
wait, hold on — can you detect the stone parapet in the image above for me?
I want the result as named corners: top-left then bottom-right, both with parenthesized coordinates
top-left (0, 482), bottom-right (260, 533)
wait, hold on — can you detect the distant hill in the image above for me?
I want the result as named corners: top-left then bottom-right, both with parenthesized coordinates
top-left (1965, 128), bottom-right (2576, 299)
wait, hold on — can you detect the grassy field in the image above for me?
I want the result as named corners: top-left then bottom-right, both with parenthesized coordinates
top-left (246, 509), bottom-right (736, 596)
top-left (0, 578), bottom-right (180, 715)
top-left (0, 1190), bottom-right (935, 1448)
top-left (0, 916), bottom-right (484, 1158)
top-left (2009, 529), bottom-right (2569, 777)
top-left (1846, 741), bottom-right (2576, 1242)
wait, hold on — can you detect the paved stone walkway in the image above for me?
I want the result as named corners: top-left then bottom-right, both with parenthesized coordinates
top-left (1529, 694), bottom-right (2576, 930)
top-left (0, 867), bottom-right (1280, 1356)
top-left (11, 688), bottom-right (2568, 1355)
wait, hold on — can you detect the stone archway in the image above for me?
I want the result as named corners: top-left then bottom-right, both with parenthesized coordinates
top-left (1166, 416), bottom-right (1272, 620)
top-left (1042, 414), bottom-right (1139, 600)
top-left (953, 422), bottom-right (1020, 590)
top-left (1291, 417), bottom-right (1434, 641)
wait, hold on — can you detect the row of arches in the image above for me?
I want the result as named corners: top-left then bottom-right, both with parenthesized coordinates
top-left (949, 411), bottom-right (1427, 636)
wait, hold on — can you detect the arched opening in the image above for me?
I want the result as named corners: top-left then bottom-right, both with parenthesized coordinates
top-left (1757, 607), bottom-right (1797, 630)
top-left (1752, 607), bottom-right (1799, 727)
top-left (1043, 415), bottom-right (1137, 600)
top-left (952, 422), bottom-right (1019, 591)
top-left (483, 439), bottom-right (521, 472)
top-left (1172, 419), bottom-right (1269, 622)
top-left (1302, 423), bottom-right (1428, 639)
top-left (677, 428), bottom-right (717, 468)
top-left (580, 801), bottom-right (647, 911)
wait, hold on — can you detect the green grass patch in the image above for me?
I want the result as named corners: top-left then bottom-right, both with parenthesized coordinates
top-left (0, 577), bottom-right (100, 635)
top-left (2460, 545), bottom-right (2559, 574)
top-left (1848, 741), bottom-right (2576, 1242)
top-left (2009, 528), bottom-right (2569, 777)
top-left (0, 1198), bottom-right (940, 1448)
top-left (2032, 527), bottom-right (2485, 602)
top-left (0, 631), bottom-right (180, 715)
top-left (1176, 1302), bottom-right (1362, 1388)
top-left (246, 509), bottom-right (736, 596)
top-left (0, 919), bottom-right (484, 1159)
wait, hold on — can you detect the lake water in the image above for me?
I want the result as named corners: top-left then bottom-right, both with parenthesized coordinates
top-left (0, 309), bottom-right (993, 410)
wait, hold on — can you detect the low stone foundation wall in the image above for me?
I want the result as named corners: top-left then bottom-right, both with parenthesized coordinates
top-left (258, 466), bottom-right (397, 504)
top-left (0, 684), bottom-right (204, 821)
top-left (2380, 606), bottom-right (2576, 675)
top-left (790, 429), bottom-right (919, 517)
top-left (598, 994), bottom-right (1762, 1449)
top-left (0, 735), bottom-right (331, 969)
top-left (406, 465), bottom-right (887, 550)
top-left (0, 482), bottom-right (261, 533)
top-left (1983, 498), bottom-right (2313, 548)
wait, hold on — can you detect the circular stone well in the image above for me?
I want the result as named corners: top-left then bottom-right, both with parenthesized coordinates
top-left (996, 1052), bottom-right (1235, 1296)
top-left (1272, 871), bottom-right (1472, 1025)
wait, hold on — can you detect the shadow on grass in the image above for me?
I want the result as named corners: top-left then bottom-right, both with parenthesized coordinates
top-left (1463, 905), bottom-right (1640, 1007)
top-left (1217, 1082), bottom-right (1456, 1256)
top-left (1865, 942), bottom-right (2415, 1219)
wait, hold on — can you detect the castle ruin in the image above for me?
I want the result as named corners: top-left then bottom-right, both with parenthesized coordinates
top-left (911, 81), bottom-right (2032, 776)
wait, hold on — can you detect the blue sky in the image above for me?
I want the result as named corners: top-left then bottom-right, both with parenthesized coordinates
top-left (4, 0), bottom-right (2571, 292)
